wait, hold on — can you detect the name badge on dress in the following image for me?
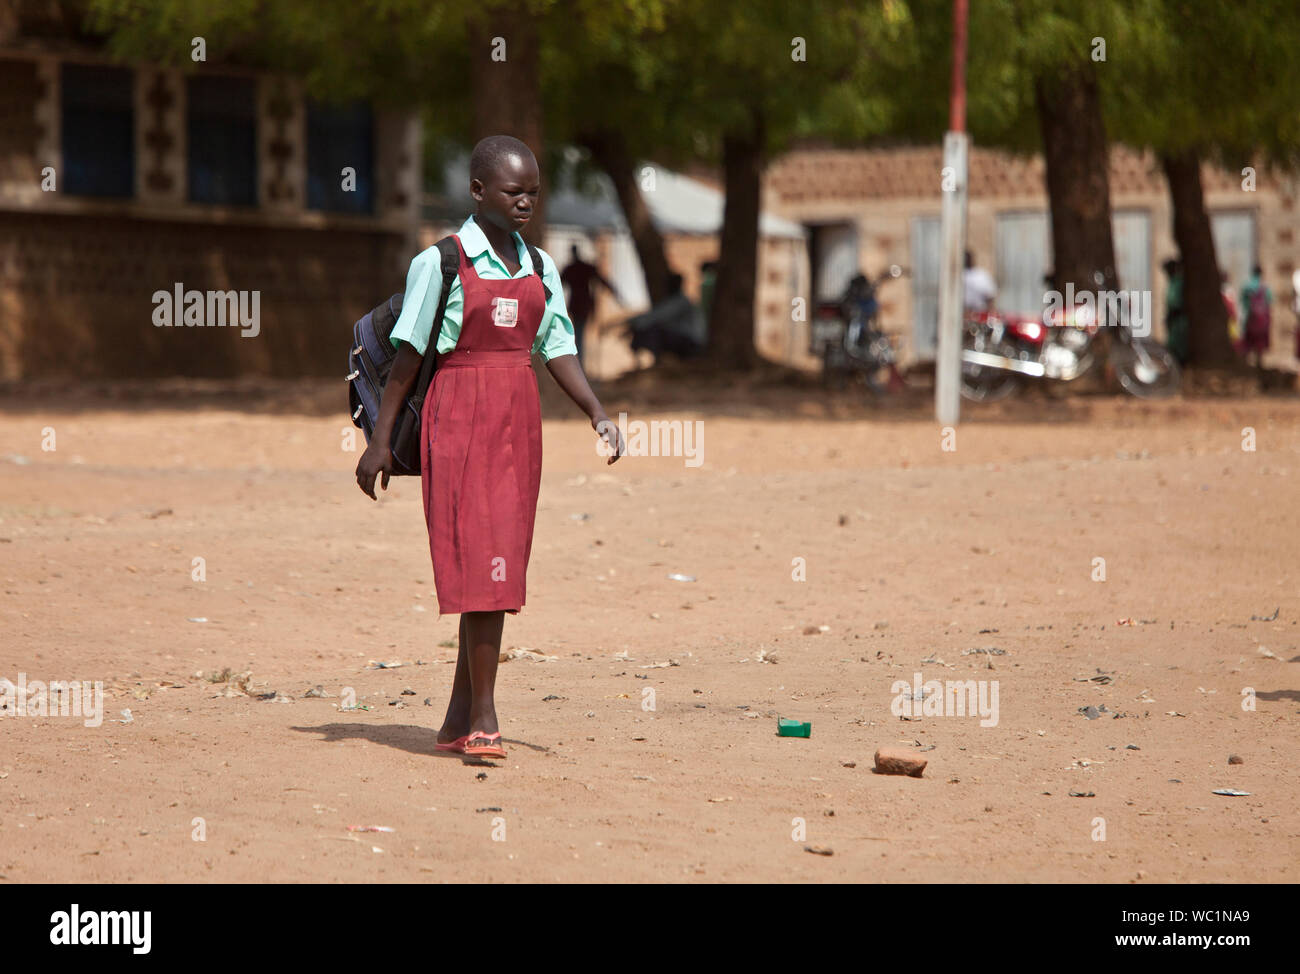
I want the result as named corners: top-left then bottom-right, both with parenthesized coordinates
top-left (491, 296), bottom-right (519, 328)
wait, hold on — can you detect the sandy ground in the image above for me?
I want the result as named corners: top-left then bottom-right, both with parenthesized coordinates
top-left (1, 375), bottom-right (1298, 883)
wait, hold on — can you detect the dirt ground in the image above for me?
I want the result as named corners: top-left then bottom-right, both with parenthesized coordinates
top-left (1, 374), bottom-right (1297, 883)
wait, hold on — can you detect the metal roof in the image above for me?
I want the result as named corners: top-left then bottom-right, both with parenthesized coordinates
top-left (422, 150), bottom-right (805, 239)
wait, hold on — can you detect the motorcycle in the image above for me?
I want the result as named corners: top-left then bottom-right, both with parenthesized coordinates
top-left (960, 281), bottom-right (1180, 402)
top-left (813, 264), bottom-right (907, 396)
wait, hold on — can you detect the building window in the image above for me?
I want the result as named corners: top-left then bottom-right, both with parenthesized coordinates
top-left (61, 64), bottom-right (134, 198)
top-left (1112, 210), bottom-right (1152, 294)
top-left (187, 75), bottom-right (257, 206)
top-left (807, 223), bottom-right (859, 303)
top-left (1211, 210), bottom-right (1257, 295)
top-left (910, 216), bottom-right (940, 359)
top-left (995, 211), bottom-right (1052, 316)
top-left (306, 100), bottom-right (373, 214)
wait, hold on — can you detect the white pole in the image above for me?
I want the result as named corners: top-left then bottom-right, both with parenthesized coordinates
top-left (936, 130), bottom-right (968, 426)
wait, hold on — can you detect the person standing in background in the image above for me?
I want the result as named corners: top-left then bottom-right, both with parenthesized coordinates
top-left (963, 251), bottom-right (997, 313)
top-left (699, 260), bottom-right (718, 329)
top-left (1162, 258), bottom-right (1189, 365)
top-left (1290, 268), bottom-right (1300, 360)
top-left (1239, 264), bottom-right (1273, 371)
top-left (560, 244), bottom-right (620, 365)
top-left (1222, 271), bottom-right (1241, 352)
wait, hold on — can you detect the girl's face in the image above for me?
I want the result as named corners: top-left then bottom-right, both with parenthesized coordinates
top-left (472, 153), bottom-right (540, 234)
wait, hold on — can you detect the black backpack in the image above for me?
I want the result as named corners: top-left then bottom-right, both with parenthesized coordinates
top-left (347, 235), bottom-right (551, 476)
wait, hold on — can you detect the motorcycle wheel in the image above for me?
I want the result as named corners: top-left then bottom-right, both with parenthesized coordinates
top-left (1111, 339), bottom-right (1181, 399)
top-left (960, 348), bottom-right (1021, 403)
top-left (855, 363), bottom-right (889, 399)
top-left (822, 344), bottom-right (848, 391)
top-left (960, 372), bottom-right (1020, 403)
top-left (858, 335), bottom-right (896, 399)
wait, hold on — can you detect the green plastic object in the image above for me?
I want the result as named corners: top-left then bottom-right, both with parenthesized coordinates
top-left (777, 718), bottom-right (811, 738)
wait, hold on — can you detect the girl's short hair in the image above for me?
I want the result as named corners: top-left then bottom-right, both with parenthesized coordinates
top-left (470, 135), bottom-right (535, 182)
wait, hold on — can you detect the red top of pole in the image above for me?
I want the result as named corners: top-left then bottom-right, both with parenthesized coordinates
top-left (950, 0), bottom-right (968, 133)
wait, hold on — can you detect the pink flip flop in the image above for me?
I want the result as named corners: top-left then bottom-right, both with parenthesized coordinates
top-left (463, 731), bottom-right (506, 759)
top-left (435, 734), bottom-right (470, 754)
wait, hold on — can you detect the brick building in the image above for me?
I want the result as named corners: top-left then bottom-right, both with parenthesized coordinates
top-left (766, 145), bottom-right (1300, 370)
top-left (0, 12), bottom-right (421, 381)
top-left (5, 2), bottom-right (1297, 382)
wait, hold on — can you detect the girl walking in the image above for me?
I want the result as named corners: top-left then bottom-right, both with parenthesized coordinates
top-left (355, 135), bottom-right (623, 759)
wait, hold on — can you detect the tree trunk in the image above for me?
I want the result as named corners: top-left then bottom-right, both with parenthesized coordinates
top-left (709, 109), bottom-right (764, 368)
top-left (468, 7), bottom-right (546, 246)
top-left (579, 129), bottom-right (674, 306)
top-left (1161, 149), bottom-right (1235, 367)
top-left (1035, 63), bottom-right (1119, 295)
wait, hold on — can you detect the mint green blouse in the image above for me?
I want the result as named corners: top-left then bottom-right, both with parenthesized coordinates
top-left (388, 214), bottom-right (578, 361)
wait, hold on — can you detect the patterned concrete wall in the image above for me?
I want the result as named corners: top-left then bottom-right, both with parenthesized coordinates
top-left (0, 209), bottom-right (407, 379)
top-left (0, 52), bottom-right (420, 380)
top-left (767, 146), bottom-right (1300, 368)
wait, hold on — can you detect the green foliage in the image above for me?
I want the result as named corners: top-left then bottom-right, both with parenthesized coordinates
top-left (906, 0), bottom-right (1300, 167)
top-left (1104, 0), bottom-right (1300, 167)
top-left (83, 0), bottom-right (1300, 187)
top-left (889, 0), bottom-right (1146, 153)
top-left (545, 0), bottom-right (916, 165)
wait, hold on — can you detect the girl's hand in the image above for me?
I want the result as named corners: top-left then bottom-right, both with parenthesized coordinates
top-left (545, 356), bottom-right (620, 463)
top-left (593, 414), bottom-right (624, 464)
top-left (355, 443), bottom-right (394, 499)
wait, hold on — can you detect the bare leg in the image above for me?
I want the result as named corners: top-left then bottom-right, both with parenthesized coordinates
top-left (463, 609), bottom-right (505, 736)
top-left (437, 615), bottom-right (472, 744)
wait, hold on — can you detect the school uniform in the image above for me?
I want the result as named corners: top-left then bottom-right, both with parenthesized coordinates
top-left (389, 215), bottom-right (577, 614)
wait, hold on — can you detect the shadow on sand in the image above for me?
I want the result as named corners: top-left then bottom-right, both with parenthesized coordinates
top-left (291, 721), bottom-right (550, 764)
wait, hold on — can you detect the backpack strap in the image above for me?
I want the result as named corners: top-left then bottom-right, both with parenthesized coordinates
top-left (435, 236), bottom-right (459, 298)
top-left (525, 243), bottom-right (553, 303)
top-left (410, 236), bottom-right (460, 409)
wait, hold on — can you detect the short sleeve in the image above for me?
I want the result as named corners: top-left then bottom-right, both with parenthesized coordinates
top-left (389, 246), bottom-right (444, 356)
top-left (532, 249), bottom-right (579, 362)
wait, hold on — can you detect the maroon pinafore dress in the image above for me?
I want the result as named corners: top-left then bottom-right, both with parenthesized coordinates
top-left (420, 237), bottom-right (546, 615)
